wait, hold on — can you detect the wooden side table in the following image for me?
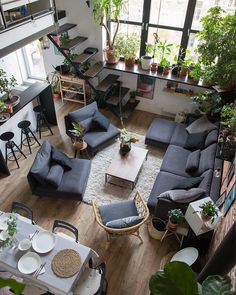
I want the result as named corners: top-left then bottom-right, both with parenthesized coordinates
top-left (73, 141), bottom-right (90, 159)
top-left (161, 222), bottom-right (189, 248)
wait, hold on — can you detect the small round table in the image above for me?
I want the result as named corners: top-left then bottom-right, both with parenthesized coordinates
top-left (73, 141), bottom-right (90, 159)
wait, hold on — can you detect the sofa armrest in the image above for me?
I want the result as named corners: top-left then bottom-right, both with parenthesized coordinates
top-left (27, 172), bottom-right (38, 194)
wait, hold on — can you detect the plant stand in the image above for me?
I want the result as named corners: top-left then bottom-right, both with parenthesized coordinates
top-left (161, 222), bottom-right (189, 248)
top-left (73, 141), bottom-right (90, 159)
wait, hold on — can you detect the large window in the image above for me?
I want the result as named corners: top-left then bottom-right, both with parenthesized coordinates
top-left (110, 0), bottom-right (236, 61)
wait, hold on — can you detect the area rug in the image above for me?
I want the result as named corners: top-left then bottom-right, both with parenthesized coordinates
top-left (83, 135), bottom-right (165, 205)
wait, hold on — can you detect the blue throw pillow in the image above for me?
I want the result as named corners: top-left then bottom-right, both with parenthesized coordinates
top-left (172, 176), bottom-right (203, 190)
top-left (105, 216), bottom-right (144, 228)
top-left (45, 163), bottom-right (64, 187)
top-left (184, 131), bottom-right (207, 151)
top-left (51, 147), bottom-right (72, 171)
top-left (185, 149), bottom-right (201, 174)
top-left (90, 111), bottom-right (110, 131)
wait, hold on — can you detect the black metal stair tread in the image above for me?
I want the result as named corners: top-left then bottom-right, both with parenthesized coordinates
top-left (73, 52), bottom-right (95, 64)
top-left (122, 100), bottom-right (140, 119)
top-left (84, 62), bottom-right (104, 78)
top-left (96, 74), bottom-right (120, 92)
top-left (50, 23), bottom-right (77, 36)
top-left (60, 36), bottom-right (88, 50)
top-left (57, 10), bottom-right (66, 20)
top-left (106, 87), bottom-right (130, 106)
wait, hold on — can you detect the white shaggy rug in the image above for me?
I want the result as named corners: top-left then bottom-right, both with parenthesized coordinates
top-left (83, 135), bottom-right (165, 205)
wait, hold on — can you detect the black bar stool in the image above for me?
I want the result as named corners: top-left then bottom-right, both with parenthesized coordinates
top-left (33, 105), bottom-right (53, 139)
top-left (17, 120), bottom-right (41, 154)
top-left (0, 131), bottom-right (27, 168)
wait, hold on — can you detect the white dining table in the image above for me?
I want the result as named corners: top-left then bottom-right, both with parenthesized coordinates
top-left (0, 212), bottom-right (93, 295)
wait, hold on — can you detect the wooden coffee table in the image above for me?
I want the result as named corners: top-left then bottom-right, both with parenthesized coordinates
top-left (105, 146), bottom-right (148, 189)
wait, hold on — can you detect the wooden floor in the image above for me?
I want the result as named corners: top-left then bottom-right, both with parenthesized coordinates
top-left (0, 102), bottom-right (179, 295)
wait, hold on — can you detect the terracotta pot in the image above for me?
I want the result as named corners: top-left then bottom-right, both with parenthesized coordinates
top-left (163, 67), bottom-right (170, 75)
top-left (73, 140), bottom-right (84, 150)
top-left (157, 65), bottom-right (163, 74)
top-left (201, 211), bottom-right (212, 222)
top-left (104, 48), bottom-right (119, 65)
top-left (151, 63), bottom-right (158, 72)
top-left (53, 92), bottom-right (61, 100)
top-left (125, 57), bottom-right (136, 67)
top-left (193, 77), bottom-right (200, 84)
top-left (180, 67), bottom-right (188, 77)
top-left (120, 143), bottom-right (131, 156)
top-left (167, 219), bottom-right (177, 231)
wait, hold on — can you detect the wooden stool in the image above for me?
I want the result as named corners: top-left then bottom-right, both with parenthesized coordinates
top-left (73, 141), bottom-right (90, 159)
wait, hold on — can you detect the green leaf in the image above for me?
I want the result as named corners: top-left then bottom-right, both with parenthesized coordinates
top-left (202, 275), bottom-right (236, 295)
top-left (0, 277), bottom-right (25, 295)
top-left (149, 262), bottom-right (199, 295)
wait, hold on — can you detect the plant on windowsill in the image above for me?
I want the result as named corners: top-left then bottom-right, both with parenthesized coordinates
top-left (179, 50), bottom-right (194, 77)
top-left (0, 99), bottom-right (6, 113)
top-left (157, 39), bottom-right (173, 74)
top-left (141, 42), bottom-right (154, 71)
top-left (159, 58), bottom-right (171, 75)
top-left (167, 209), bottom-right (184, 231)
top-left (47, 71), bottom-right (61, 100)
top-left (189, 62), bottom-right (204, 83)
top-left (150, 32), bottom-right (160, 72)
top-left (199, 200), bottom-right (218, 223)
top-left (69, 122), bottom-right (85, 149)
top-left (118, 128), bottom-right (139, 156)
top-left (191, 90), bottom-right (221, 116)
top-left (90, 0), bottom-right (125, 64)
top-left (0, 69), bottom-right (19, 107)
top-left (0, 214), bottom-right (18, 249)
top-left (220, 104), bottom-right (236, 135)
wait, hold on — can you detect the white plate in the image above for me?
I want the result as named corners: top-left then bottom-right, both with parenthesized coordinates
top-left (18, 252), bottom-right (41, 274)
top-left (32, 231), bottom-right (56, 254)
top-left (170, 247), bottom-right (199, 266)
top-left (0, 213), bottom-right (12, 231)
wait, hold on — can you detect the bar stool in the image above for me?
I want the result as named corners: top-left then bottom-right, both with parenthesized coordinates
top-left (0, 131), bottom-right (27, 168)
top-left (33, 105), bottom-right (53, 139)
top-left (17, 120), bottom-right (41, 154)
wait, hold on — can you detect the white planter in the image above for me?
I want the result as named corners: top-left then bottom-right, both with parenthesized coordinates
top-left (141, 56), bottom-right (152, 70)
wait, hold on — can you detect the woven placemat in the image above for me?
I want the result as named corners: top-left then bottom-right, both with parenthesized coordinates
top-left (51, 249), bottom-right (81, 278)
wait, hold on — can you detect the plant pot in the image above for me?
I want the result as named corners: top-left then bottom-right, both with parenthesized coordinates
top-left (148, 218), bottom-right (166, 240)
top-left (163, 67), bottom-right (170, 75)
top-left (6, 95), bottom-right (20, 107)
top-left (120, 143), bottom-right (131, 156)
top-left (55, 65), bottom-right (70, 75)
top-left (219, 82), bottom-right (235, 92)
top-left (180, 67), bottom-right (188, 77)
top-left (157, 65), bottom-right (163, 74)
top-left (203, 79), bottom-right (216, 87)
top-left (172, 64), bottom-right (180, 76)
top-left (201, 211), bottom-right (212, 222)
top-left (151, 63), bottom-right (158, 72)
top-left (193, 77), bottom-right (200, 84)
top-left (53, 92), bottom-right (61, 100)
top-left (73, 140), bottom-right (84, 150)
top-left (167, 219), bottom-right (177, 231)
top-left (141, 56), bottom-right (152, 70)
top-left (104, 48), bottom-right (119, 65)
top-left (125, 57), bottom-right (136, 67)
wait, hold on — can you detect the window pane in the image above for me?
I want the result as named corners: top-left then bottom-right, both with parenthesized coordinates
top-left (23, 40), bottom-right (46, 79)
top-left (120, 0), bottom-right (144, 22)
top-left (187, 33), bottom-right (199, 62)
top-left (192, 0), bottom-right (236, 30)
top-left (148, 27), bottom-right (182, 62)
top-left (150, 0), bottom-right (188, 28)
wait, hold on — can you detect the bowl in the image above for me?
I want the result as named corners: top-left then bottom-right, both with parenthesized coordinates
top-left (18, 238), bottom-right (31, 251)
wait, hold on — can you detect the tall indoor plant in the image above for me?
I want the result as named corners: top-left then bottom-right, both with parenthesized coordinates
top-left (90, 0), bottom-right (125, 64)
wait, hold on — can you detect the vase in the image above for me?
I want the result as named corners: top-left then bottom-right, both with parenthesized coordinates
top-left (120, 143), bottom-right (131, 156)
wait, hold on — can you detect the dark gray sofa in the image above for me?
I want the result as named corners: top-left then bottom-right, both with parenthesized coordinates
top-left (64, 102), bottom-right (119, 154)
top-left (27, 141), bottom-right (91, 200)
top-left (145, 117), bottom-right (223, 219)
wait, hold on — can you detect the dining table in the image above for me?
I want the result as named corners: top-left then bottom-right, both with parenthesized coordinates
top-left (0, 212), bottom-right (94, 295)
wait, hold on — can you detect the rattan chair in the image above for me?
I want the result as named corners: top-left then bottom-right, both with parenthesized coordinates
top-left (92, 192), bottom-right (149, 243)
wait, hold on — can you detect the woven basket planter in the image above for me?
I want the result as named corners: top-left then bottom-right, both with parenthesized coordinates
top-left (148, 217), bottom-right (166, 240)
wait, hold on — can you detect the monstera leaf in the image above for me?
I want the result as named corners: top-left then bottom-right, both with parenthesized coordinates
top-left (149, 261), bottom-right (199, 295)
top-left (202, 275), bottom-right (236, 295)
top-left (0, 277), bottom-right (25, 295)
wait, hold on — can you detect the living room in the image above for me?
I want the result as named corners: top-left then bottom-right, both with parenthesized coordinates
top-left (0, 0), bottom-right (235, 294)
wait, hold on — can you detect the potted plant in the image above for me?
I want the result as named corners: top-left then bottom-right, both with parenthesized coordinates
top-left (202, 66), bottom-right (217, 86)
top-left (159, 58), bottom-right (171, 75)
top-left (150, 32), bottom-right (160, 72)
top-left (220, 103), bottom-right (236, 135)
top-left (0, 69), bottom-right (19, 107)
top-left (47, 72), bottom-right (61, 100)
top-left (189, 63), bottom-right (204, 83)
top-left (0, 214), bottom-right (18, 248)
top-left (116, 33), bottom-right (140, 67)
top-left (69, 122), bottom-right (85, 149)
top-left (118, 128), bottom-right (139, 156)
top-left (179, 51), bottom-right (194, 77)
top-left (0, 99), bottom-right (6, 113)
top-left (191, 91), bottom-right (221, 115)
top-left (167, 209), bottom-right (184, 231)
top-left (157, 40), bottom-right (173, 74)
top-left (141, 43), bottom-right (153, 70)
top-left (90, 0), bottom-right (125, 64)
top-left (199, 200), bottom-right (218, 222)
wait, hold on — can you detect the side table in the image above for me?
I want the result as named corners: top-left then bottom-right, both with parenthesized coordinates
top-left (73, 141), bottom-right (90, 159)
top-left (161, 222), bottom-right (189, 248)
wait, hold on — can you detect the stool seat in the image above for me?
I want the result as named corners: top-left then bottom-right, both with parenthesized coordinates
top-left (17, 120), bottom-right (31, 129)
top-left (0, 132), bottom-right (14, 142)
top-left (33, 105), bottom-right (43, 113)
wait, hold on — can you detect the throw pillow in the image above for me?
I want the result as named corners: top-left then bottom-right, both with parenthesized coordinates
top-left (45, 163), bottom-right (64, 188)
top-left (205, 129), bottom-right (218, 148)
top-left (90, 111), bottom-right (110, 131)
top-left (184, 131), bottom-right (207, 150)
top-left (186, 116), bottom-right (217, 134)
top-left (105, 216), bottom-right (144, 228)
top-left (79, 117), bottom-right (92, 133)
top-left (158, 188), bottom-right (206, 203)
top-left (172, 176), bottom-right (203, 190)
top-left (51, 147), bottom-right (72, 171)
top-left (185, 149), bottom-right (201, 173)
top-left (198, 143), bottom-right (217, 175)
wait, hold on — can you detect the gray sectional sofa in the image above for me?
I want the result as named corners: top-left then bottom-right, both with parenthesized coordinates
top-left (27, 141), bottom-right (91, 200)
top-left (145, 117), bottom-right (223, 220)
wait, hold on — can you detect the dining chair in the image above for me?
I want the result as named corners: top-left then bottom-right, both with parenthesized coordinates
top-left (73, 263), bottom-right (108, 295)
top-left (11, 202), bottom-right (35, 225)
top-left (52, 220), bottom-right (79, 243)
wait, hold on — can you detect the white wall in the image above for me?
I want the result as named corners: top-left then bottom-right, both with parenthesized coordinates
top-left (0, 52), bottom-right (23, 85)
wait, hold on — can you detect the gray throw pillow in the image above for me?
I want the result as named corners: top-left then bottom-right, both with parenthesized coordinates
top-left (185, 149), bottom-right (201, 174)
top-left (45, 163), bottom-right (64, 188)
top-left (198, 143), bottom-right (217, 175)
top-left (105, 216), bottom-right (144, 228)
top-left (79, 117), bottom-right (93, 133)
top-left (186, 116), bottom-right (217, 134)
top-left (158, 188), bottom-right (206, 203)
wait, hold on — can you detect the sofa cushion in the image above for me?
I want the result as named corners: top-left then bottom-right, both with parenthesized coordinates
top-left (90, 111), bottom-right (110, 131)
top-left (186, 116), bottom-right (217, 134)
top-left (158, 188), bottom-right (205, 203)
top-left (172, 176), bottom-right (203, 190)
top-left (170, 123), bottom-right (188, 147)
top-left (68, 102), bottom-right (98, 123)
top-left (198, 143), bottom-right (217, 175)
top-left (99, 200), bottom-right (138, 225)
top-left (205, 129), bottom-right (218, 148)
top-left (199, 169), bottom-right (213, 194)
top-left (184, 131), bottom-right (207, 151)
top-left (185, 150), bottom-right (201, 174)
top-left (30, 141), bottom-right (52, 184)
top-left (51, 147), bottom-right (72, 171)
top-left (79, 118), bottom-right (93, 133)
top-left (106, 216), bottom-right (143, 228)
top-left (45, 164), bottom-right (64, 188)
